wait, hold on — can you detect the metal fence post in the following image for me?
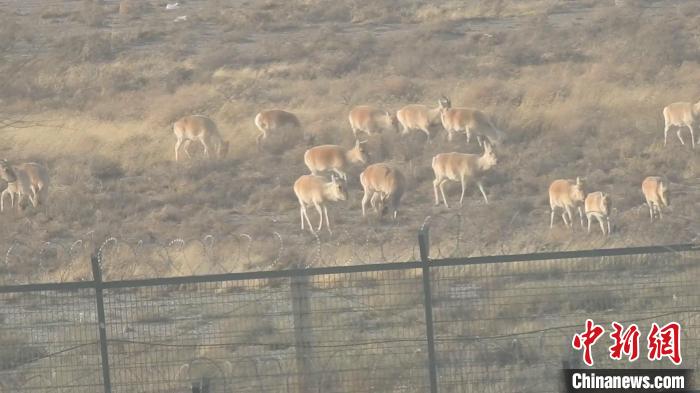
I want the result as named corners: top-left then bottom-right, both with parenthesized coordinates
top-left (91, 253), bottom-right (112, 393)
top-left (291, 275), bottom-right (313, 393)
top-left (419, 227), bottom-right (439, 393)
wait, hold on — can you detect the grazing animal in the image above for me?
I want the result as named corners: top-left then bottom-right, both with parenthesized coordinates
top-left (432, 141), bottom-right (498, 208)
top-left (548, 177), bottom-right (586, 229)
top-left (293, 175), bottom-right (348, 234)
top-left (0, 161), bottom-right (50, 212)
top-left (585, 191), bottom-right (612, 235)
top-left (303, 140), bottom-right (368, 181)
top-left (641, 176), bottom-right (670, 222)
top-left (348, 105), bottom-right (398, 138)
top-left (662, 101), bottom-right (700, 148)
top-left (439, 100), bottom-right (504, 146)
top-left (359, 163), bottom-right (405, 219)
top-left (254, 110), bottom-right (302, 148)
top-left (173, 115), bottom-right (229, 161)
top-left (396, 97), bottom-right (450, 142)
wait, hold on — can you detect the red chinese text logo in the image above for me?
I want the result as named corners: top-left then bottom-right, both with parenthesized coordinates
top-left (572, 320), bottom-right (681, 366)
top-left (572, 319), bottom-right (605, 366)
top-left (647, 322), bottom-right (682, 365)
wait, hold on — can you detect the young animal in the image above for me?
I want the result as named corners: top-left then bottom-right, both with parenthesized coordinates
top-left (548, 177), bottom-right (586, 229)
top-left (432, 141), bottom-right (498, 208)
top-left (662, 101), bottom-right (700, 148)
top-left (348, 105), bottom-right (398, 138)
top-left (303, 140), bottom-right (368, 181)
top-left (439, 100), bottom-right (504, 146)
top-left (173, 115), bottom-right (229, 161)
top-left (293, 175), bottom-right (348, 234)
top-left (585, 191), bottom-right (612, 235)
top-left (359, 163), bottom-right (405, 220)
top-left (641, 176), bottom-right (670, 222)
top-left (396, 96), bottom-right (450, 142)
top-left (0, 160), bottom-right (50, 212)
top-left (254, 109), bottom-right (302, 148)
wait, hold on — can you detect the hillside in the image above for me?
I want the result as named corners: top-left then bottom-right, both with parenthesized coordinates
top-left (0, 0), bottom-right (699, 282)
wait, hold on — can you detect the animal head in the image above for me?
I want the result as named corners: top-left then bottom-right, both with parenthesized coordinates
top-left (349, 139), bottom-right (369, 164)
top-left (438, 95), bottom-right (451, 111)
top-left (481, 140), bottom-right (498, 167)
top-left (386, 111), bottom-right (400, 133)
top-left (0, 160), bottom-right (16, 182)
top-left (327, 175), bottom-right (348, 201)
top-left (571, 177), bottom-right (586, 202)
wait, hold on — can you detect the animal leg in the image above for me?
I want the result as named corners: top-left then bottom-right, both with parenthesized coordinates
top-left (174, 138), bottom-right (183, 161)
top-left (564, 205), bottom-right (573, 228)
top-left (439, 180), bottom-right (449, 208)
top-left (433, 178), bottom-right (442, 206)
top-left (677, 128), bottom-right (685, 145)
top-left (477, 182), bottom-right (489, 204)
top-left (182, 140), bottom-right (193, 159)
top-left (688, 124), bottom-right (695, 148)
top-left (648, 202), bottom-right (654, 222)
top-left (578, 206), bottom-right (585, 228)
top-left (587, 213), bottom-right (592, 233)
top-left (323, 205), bottom-right (332, 234)
top-left (459, 177), bottom-right (466, 207)
top-left (664, 124), bottom-right (670, 146)
top-left (198, 137), bottom-right (210, 158)
top-left (606, 216), bottom-right (612, 235)
top-left (477, 135), bottom-right (484, 147)
top-left (332, 169), bottom-right (347, 182)
top-left (314, 202), bottom-right (324, 232)
top-left (465, 128), bottom-right (471, 144)
top-left (0, 189), bottom-right (6, 212)
top-left (421, 127), bottom-right (432, 143)
top-left (597, 215), bottom-right (606, 235)
top-left (550, 209), bottom-right (555, 228)
top-left (361, 190), bottom-right (370, 217)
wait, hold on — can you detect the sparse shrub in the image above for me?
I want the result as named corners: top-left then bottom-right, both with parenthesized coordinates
top-left (90, 156), bottom-right (125, 181)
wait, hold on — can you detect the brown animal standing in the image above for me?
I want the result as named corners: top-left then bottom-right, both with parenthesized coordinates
top-left (641, 176), bottom-right (670, 222)
top-left (173, 115), bottom-right (229, 161)
top-left (432, 141), bottom-right (498, 208)
top-left (584, 191), bottom-right (612, 235)
top-left (254, 110), bottom-right (302, 149)
top-left (396, 97), bottom-right (450, 142)
top-left (548, 177), bottom-right (586, 229)
top-left (303, 140), bottom-right (368, 181)
top-left (0, 160), bottom-right (50, 212)
top-left (662, 101), bottom-right (700, 148)
top-left (293, 175), bottom-right (348, 234)
top-left (348, 105), bottom-right (398, 138)
top-left (439, 98), bottom-right (504, 146)
top-left (359, 163), bottom-right (405, 219)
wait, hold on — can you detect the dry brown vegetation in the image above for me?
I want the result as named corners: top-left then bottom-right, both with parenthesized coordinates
top-left (0, 0), bottom-right (699, 281)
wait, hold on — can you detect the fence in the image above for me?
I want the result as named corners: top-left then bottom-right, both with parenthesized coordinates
top-left (0, 227), bottom-right (698, 393)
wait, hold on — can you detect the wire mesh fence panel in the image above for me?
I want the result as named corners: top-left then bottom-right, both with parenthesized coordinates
top-left (302, 269), bottom-right (430, 393)
top-left (430, 250), bottom-right (700, 393)
top-left (102, 278), bottom-right (295, 393)
top-left (0, 286), bottom-right (102, 393)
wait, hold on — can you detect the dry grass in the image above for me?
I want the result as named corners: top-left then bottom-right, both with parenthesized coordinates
top-left (0, 0), bottom-right (698, 283)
